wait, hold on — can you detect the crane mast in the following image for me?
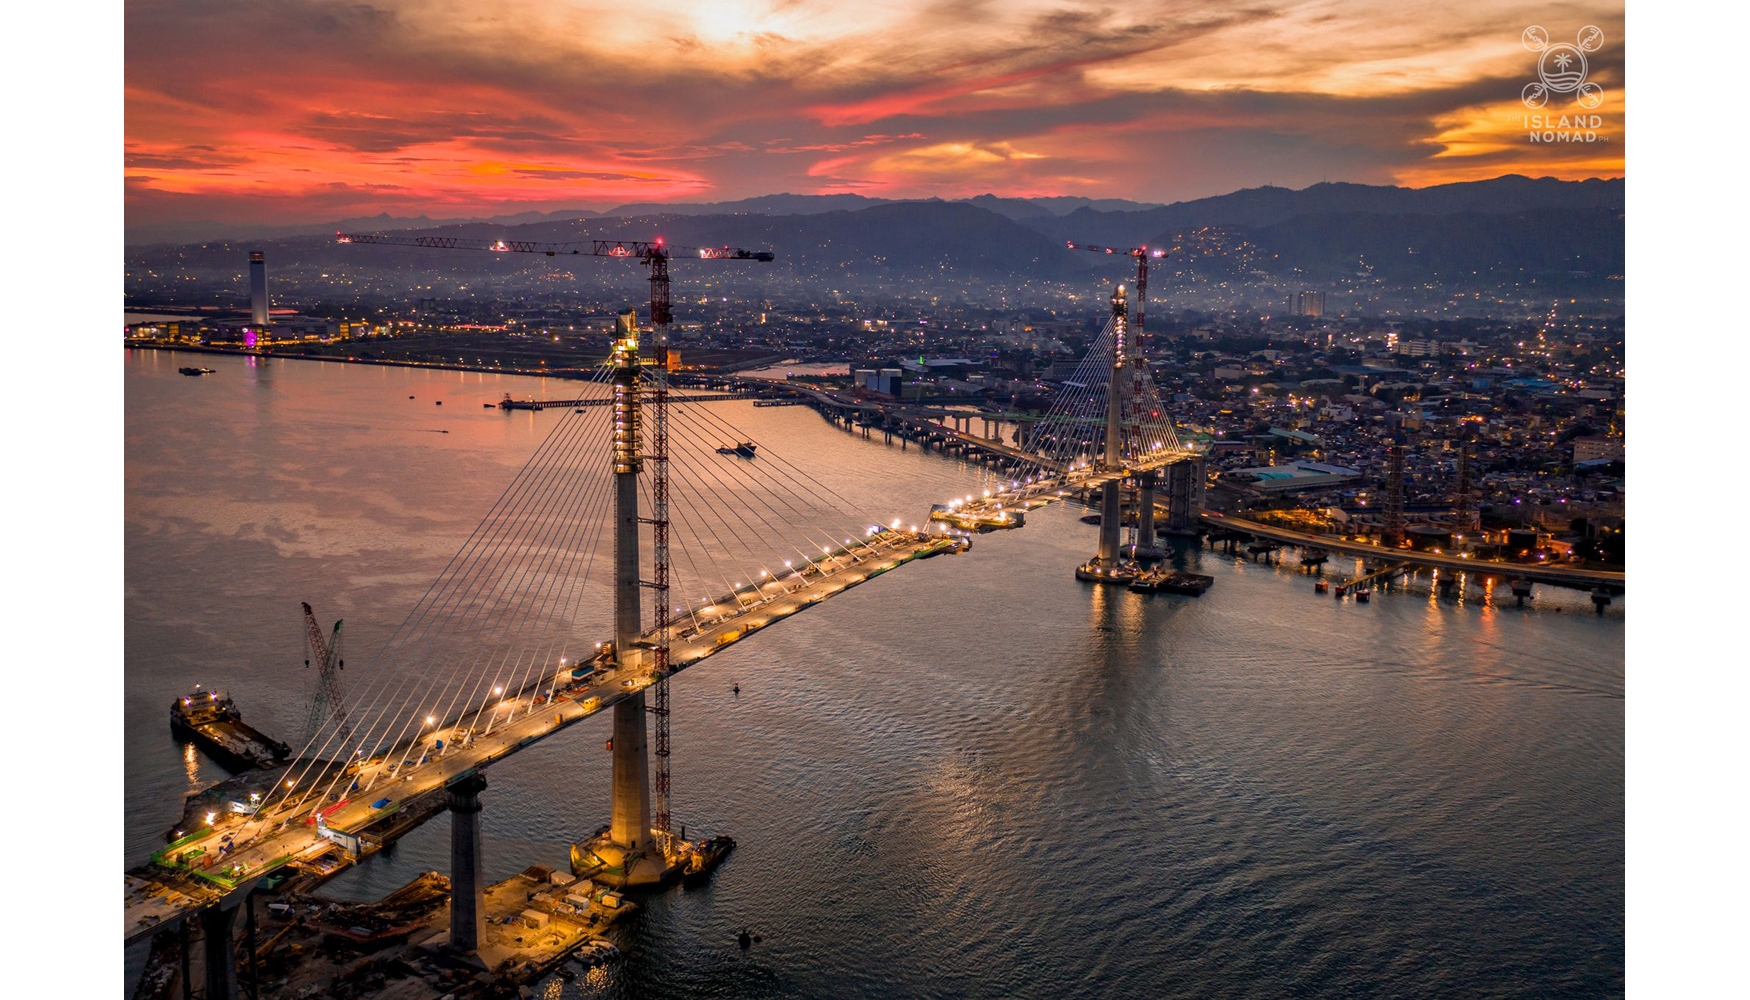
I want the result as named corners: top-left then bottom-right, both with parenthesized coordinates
top-left (302, 602), bottom-right (349, 748)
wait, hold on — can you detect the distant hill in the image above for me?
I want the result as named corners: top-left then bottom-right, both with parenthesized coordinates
top-left (126, 208), bottom-right (598, 247)
top-left (1230, 207), bottom-right (1625, 282)
top-left (125, 176), bottom-right (1624, 307)
top-left (600, 193), bottom-right (896, 218)
top-left (1021, 175), bottom-right (1624, 246)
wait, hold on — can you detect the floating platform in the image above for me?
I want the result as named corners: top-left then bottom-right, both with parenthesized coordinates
top-left (1128, 568), bottom-right (1214, 595)
top-left (930, 503), bottom-right (1023, 532)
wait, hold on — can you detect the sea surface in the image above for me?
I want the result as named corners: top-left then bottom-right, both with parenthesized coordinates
top-left (125, 349), bottom-right (1624, 998)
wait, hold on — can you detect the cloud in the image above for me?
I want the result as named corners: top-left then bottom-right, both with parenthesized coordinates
top-left (124, 0), bottom-right (1626, 226)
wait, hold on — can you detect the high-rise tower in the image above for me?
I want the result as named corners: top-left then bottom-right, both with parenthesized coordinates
top-left (249, 251), bottom-right (269, 327)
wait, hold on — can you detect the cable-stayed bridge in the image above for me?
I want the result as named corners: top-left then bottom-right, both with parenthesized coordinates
top-left (124, 243), bottom-right (1202, 997)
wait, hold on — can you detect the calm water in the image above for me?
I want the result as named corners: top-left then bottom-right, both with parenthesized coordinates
top-left (125, 350), bottom-right (1624, 998)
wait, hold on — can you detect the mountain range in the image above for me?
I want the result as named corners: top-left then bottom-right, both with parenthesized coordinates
top-left (125, 175), bottom-right (1624, 300)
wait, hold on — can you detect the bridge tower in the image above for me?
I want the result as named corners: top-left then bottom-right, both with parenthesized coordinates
top-left (592, 327), bottom-right (671, 887)
top-left (1077, 283), bottom-right (1138, 583)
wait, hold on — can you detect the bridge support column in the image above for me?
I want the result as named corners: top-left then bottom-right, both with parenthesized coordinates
top-left (1134, 471), bottom-right (1162, 560)
top-left (1166, 456), bottom-right (1204, 534)
top-left (198, 897), bottom-right (242, 1000)
top-left (1098, 480), bottom-right (1122, 563)
top-left (447, 772), bottom-right (487, 955)
top-left (610, 693), bottom-right (653, 857)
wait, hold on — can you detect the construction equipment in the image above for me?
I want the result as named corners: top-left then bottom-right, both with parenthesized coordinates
top-left (1065, 241), bottom-right (1175, 350)
top-left (302, 602), bottom-right (350, 748)
top-left (337, 230), bottom-right (776, 860)
top-left (1383, 443), bottom-right (1407, 548)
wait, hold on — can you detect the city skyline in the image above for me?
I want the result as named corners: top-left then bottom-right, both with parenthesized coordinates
top-left (126, 0), bottom-right (1625, 228)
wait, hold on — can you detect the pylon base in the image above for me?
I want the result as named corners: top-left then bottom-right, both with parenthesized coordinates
top-left (572, 831), bottom-right (681, 890)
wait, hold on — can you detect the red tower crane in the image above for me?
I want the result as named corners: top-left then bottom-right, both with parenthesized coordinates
top-left (1064, 242), bottom-right (1172, 343)
top-left (1066, 241), bottom-right (1176, 457)
top-left (337, 231), bottom-right (775, 855)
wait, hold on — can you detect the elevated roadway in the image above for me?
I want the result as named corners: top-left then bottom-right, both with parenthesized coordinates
top-left (124, 528), bottom-right (968, 942)
top-left (1201, 512), bottom-right (1626, 591)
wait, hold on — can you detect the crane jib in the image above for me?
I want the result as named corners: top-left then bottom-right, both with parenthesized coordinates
top-left (337, 233), bottom-right (775, 263)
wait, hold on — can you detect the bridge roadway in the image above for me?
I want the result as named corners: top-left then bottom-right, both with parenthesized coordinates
top-left (125, 527), bottom-right (980, 941)
top-left (778, 381), bottom-right (1200, 474)
top-left (501, 391), bottom-right (782, 410)
top-left (123, 443), bottom-right (1201, 942)
top-left (1201, 512), bottom-right (1627, 591)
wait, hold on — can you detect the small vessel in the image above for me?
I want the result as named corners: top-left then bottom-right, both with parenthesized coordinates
top-left (1355, 588), bottom-right (1371, 603)
top-left (1128, 568), bottom-right (1213, 595)
top-left (716, 442), bottom-right (758, 458)
top-left (178, 367), bottom-right (215, 376)
top-left (681, 835), bottom-right (736, 887)
top-left (170, 686), bottom-right (289, 771)
top-left (572, 939), bottom-right (621, 968)
top-left (1314, 580), bottom-right (1329, 594)
top-left (1076, 560), bottom-right (1138, 584)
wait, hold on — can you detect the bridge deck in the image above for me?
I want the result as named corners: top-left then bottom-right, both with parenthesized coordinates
top-left (1203, 513), bottom-right (1626, 590)
top-left (123, 528), bottom-right (964, 941)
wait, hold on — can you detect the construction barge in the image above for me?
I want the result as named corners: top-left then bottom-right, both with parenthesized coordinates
top-left (1128, 568), bottom-right (1215, 596)
top-left (170, 686), bottom-right (289, 771)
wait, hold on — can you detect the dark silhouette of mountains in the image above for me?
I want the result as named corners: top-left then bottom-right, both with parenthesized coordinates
top-left (128, 175), bottom-right (1623, 293)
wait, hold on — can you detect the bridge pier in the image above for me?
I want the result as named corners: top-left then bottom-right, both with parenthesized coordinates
top-left (1165, 456), bottom-right (1205, 534)
top-left (198, 895), bottom-right (243, 1000)
top-left (447, 772), bottom-right (488, 955)
top-left (1133, 471), bottom-right (1163, 561)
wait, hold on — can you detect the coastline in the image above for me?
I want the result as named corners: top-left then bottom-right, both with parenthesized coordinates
top-left (124, 342), bottom-right (596, 381)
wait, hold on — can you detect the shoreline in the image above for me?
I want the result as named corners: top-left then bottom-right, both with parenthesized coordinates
top-left (125, 342), bottom-right (597, 382)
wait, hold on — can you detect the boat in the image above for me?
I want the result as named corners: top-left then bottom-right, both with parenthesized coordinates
top-left (178, 367), bottom-right (215, 376)
top-left (1076, 560), bottom-right (1138, 584)
top-left (681, 835), bottom-right (736, 887)
top-left (716, 442), bottom-right (758, 458)
top-left (1314, 580), bottom-right (1329, 594)
top-left (170, 686), bottom-right (290, 771)
top-left (1355, 588), bottom-right (1371, 603)
top-left (1128, 569), bottom-right (1214, 595)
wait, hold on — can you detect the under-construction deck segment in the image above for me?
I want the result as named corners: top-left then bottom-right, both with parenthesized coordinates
top-left (123, 526), bottom-right (967, 942)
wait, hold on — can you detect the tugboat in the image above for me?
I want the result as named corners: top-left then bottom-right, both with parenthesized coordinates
top-left (716, 442), bottom-right (758, 458)
top-left (681, 835), bottom-right (736, 887)
top-left (170, 686), bottom-right (289, 771)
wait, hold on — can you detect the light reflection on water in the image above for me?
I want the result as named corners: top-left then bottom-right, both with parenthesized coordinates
top-left (126, 350), bottom-right (1623, 999)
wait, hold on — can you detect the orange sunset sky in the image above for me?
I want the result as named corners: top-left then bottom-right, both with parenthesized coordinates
top-left (125, 0), bottom-right (1626, 225)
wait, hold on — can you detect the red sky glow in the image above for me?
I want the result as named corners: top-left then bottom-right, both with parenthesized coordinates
top-left (125, 0), bottom-right (1626, 226)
